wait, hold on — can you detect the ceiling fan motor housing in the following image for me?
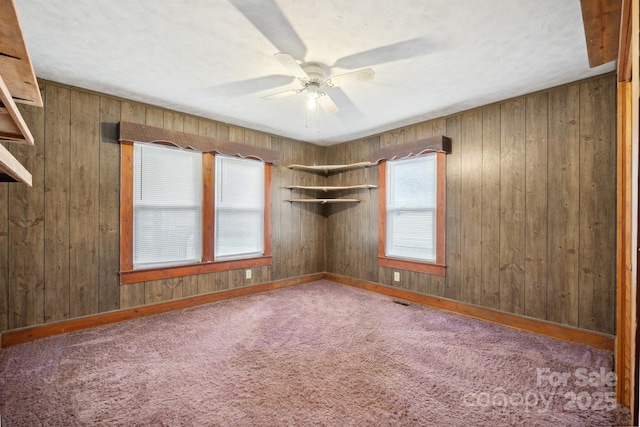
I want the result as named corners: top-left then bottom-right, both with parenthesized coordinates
top-left (301, 63), bottom-right (327, 83)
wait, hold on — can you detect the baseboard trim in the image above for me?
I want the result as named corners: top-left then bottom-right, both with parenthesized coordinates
top-left (326, 273), bottom-right (615, 351)
top-left (1, 273), bottom-right (324, 348)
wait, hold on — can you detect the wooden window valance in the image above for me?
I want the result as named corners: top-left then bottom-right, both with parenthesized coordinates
top-left (118, 121), bottom-right (280, 165)
top-left (370, 135), bottom-right (451, 164)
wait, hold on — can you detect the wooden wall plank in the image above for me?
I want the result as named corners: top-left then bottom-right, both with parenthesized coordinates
top-left (444, 115), bottom-right (462, 301)
top-left (578, 76), bottom-right (616, 334)
top-left (253, 265), bottom-right (271, 284)
top-left (98, 96), bottom-right (121, 312)
top-left (194, 274), bottom-right (211, 295)
top-left (43, 84), bottom-right (71, 325)
top-left (216, 123), bottom-right (230, 140)
top-left (228, 126), bottom-right (245, 143)
top-left (524, 92), bottom-right (548, 319)
top-left (145, 277), bottom-right (183, 304)
top-left (268, 138), bottom-right (285, 280)
top-left (163, 110), bottom-right (184, 132)
top-left (244, 129), bottom-right (271, 149)
top-left (459, 109), bottom-right (483, 305)
top-left (69, 91), bottom-right (100, 318)
top-left (214, 271), bottom-right (229, 292)
top-left (480, 104), bottom-right (501, 309)
top-left (499, 98), bottom-right (526, 315)
top-left (230, 269), bottom-right (243, 289)
top-left (198, 119), bottom-right (217, 139)
top-left (9, 94), bottom-right (46, 328)
top-left (547, 84), bottom-right (581, 327)
top-left (145, 107), bottom-right (164, 128)
top-left (183, 115), bottom-right (199, 135)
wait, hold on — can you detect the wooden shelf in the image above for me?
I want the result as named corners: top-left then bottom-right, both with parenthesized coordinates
top-left (287, 198), bottom-right (361, 204)
top-left (286, 184), bottom-right (377, 192)
top-left (0, 0), bottom-right (43, 107)
top-left (286, 161), bottom-right (375, 174)
top-left (0, 0), bottom-right (41, 186)
top-left (0, 74), bottom-right (33, 145)
top-left (286, 161), bottom-right (377, 208)
top-left (0, 142), bottom-right (31, 185)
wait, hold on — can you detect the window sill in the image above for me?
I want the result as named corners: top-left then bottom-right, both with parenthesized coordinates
top-left (377, 256), bottom-right (446, 276)
top-left (120, 256), bottom-right (272, 285)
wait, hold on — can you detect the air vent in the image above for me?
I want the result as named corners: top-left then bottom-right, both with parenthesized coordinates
top-left (392, 299), bottom-right (411, 307)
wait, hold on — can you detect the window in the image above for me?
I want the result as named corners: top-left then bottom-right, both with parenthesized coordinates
top-left (119, 133), bottom-right (273, 285)
top-left (378, 152), bottom-right (446, 275)
top-left (133, 143), bottom-right (202, 269)
top-left (215, 155), bottom-right (265, 260)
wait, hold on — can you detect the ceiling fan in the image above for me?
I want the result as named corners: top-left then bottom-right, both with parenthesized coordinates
top-left (262, 53), bottom-right (375, 115)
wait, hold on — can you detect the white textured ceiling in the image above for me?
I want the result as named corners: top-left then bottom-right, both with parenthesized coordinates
top-left (15, 0), bottom-right (615, 146)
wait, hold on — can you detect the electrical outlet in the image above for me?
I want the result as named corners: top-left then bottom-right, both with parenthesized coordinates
top-left (245, 269), bottom-right (252, 280)
top-left (393, 271), bottom-right (400, 282)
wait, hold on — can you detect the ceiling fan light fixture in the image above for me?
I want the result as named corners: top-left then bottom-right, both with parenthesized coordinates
top-left (307, 94), bottom-right (317, 109)
top-left (306, 84), bottom-right (319, 109)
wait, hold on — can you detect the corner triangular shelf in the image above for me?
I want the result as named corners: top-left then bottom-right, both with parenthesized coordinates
top-left (285, 162), bottom-right (377, 206)
top-left (286, 184), bottom-right (377, 192)
top-left (287, 198), bottom-right (361, 204)
top-left (286, 161), bottom-right (375, 175)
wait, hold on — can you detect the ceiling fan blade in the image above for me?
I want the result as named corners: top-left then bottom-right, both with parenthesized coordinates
top-left (326, 68), bottom-right (375, 87)
top-left (333, 38), bottom-right (432, 69)
top-left (274, 53), bottom-right (309, 79)
top-left (210, 75), bottom-right (296, 97)
top-left (317, 93), bottom-right (339, 115)
top-left (328, 88), bottom-right (365, 122)
top-left (261, 88), bottom-right (301, 100)
top-left (228, 0), bottom-right (306, 60)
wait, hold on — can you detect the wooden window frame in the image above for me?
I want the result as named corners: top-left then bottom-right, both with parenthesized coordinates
top-left (377, 152), bottom-right (447, 276)
top-left (118, 126), bottom-right (276, 285)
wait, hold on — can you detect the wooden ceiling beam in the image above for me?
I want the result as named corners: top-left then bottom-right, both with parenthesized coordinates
top-left (580, 0), bottom-right (623, 68)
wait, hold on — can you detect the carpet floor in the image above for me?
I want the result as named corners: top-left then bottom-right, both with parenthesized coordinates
top-left (0, 280), bottom-right (631, 426)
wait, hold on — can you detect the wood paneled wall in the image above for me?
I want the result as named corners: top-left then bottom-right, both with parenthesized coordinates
top-left (0, 81), bottom-right (326, 332)
top-left (327, 73), bottom-right (617, 335)
top-left (0, 73), bottom-right (617, 335)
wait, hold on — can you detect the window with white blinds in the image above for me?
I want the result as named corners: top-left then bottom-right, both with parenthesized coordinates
top-left (386, 154), bottom-right (437, 262)
top-left (133, 143), bottom-right (202, 269)
top-left (215, 155), bottom-right (265, 260)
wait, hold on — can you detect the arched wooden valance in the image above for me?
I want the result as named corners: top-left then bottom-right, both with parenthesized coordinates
top-left (370, 135), bottom-right (451, 164)
top-left (118, 121), bottom-right (280, 164)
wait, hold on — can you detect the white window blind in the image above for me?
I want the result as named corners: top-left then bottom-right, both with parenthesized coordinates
top-left (133, 143), bottom-right (203, 269)
top-left (386, 154), bottom-right (437, 262)
top-left (215, 155), bottom-right (265, 260)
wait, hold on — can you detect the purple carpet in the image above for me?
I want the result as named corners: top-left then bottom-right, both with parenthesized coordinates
top-left (0, 280), bottom-right (630, 425)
